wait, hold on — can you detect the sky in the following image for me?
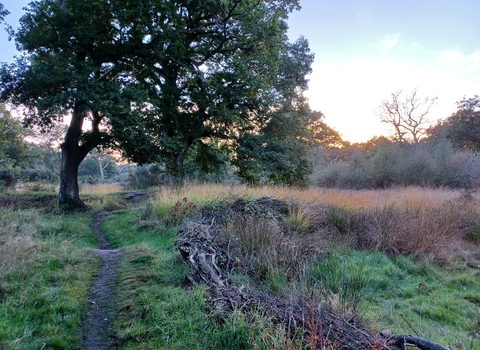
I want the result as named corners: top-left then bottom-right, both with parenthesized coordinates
top-left (1, 0), bottom-right (479, 143)
top-left (287, 0), bottom-right (480, 142)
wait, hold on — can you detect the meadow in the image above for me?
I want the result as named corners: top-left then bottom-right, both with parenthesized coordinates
top-left (0, 185), bottom-right (479, 349)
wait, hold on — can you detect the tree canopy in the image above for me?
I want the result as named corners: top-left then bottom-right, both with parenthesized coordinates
top-left (0, 104), bottom-right (29, 169)
top-left (427, 95), bottom-right (480, 151)
top-left (0, 0), bottom-right (315, 209)
top-left (0, 3), bottom-right (8, 23)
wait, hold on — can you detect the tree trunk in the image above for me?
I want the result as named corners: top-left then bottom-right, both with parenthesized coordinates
top-left (98, 157), bottom-right (105, 181)
top-left (58, 106), bottom-right (90, 211)
top-left (58, 147), bottom-right (87, 211)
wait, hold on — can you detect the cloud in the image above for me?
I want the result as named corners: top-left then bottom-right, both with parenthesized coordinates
top-left (379, 34), bottom-right (400, 53)
top-left (411, 41), bottom-right (420, 52)
top-left (437, 50), bottom-right (480, 73)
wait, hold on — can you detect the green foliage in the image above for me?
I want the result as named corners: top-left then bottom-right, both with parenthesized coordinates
top-left (429, 95), bottom-right (480, 151)
top-left (1, 0), bottom-right (312, 204)
top-left (0, 3), bottom-right (9, 23)
top-left (307, 110), bottom-right (345, 149)
top-left (0, 104), bottom-right (29, 172)
top-left (234, 103), bottom-right (314, 187)
top-left (0, 167), bottom-right (15, 190)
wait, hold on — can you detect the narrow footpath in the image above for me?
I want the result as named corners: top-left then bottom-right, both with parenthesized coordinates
top-left (80, 212), bottom-right (123, 350)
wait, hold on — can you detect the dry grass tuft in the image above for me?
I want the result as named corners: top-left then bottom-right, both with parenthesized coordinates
top-left (227, 215), bottom-right (324, 282)
top-left (312, 200), bottom-right (477, 261)
top-left (0, 210), bottom-right (44, 276)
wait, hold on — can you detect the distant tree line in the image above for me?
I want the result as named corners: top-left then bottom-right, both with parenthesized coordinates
top-left (2, 93), bottom-right (479, 191)
top-left (315, 95), bottom-right (480, 190)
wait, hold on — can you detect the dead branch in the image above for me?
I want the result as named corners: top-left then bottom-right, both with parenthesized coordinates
top-left (175, 199), bottom-right (457, 350)
top-left (387, 335), bottom-right (453, 350)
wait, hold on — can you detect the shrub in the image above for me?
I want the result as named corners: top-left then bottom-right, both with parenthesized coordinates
top-left (0, 167), bottom-right (16, 190)
top-left (20, 166), bottom-right (58, 183)
top-left (317, 161), bottom-right (370, 189)
top-left (125, 164), bottom-right (168, 189)
top-left (395, 149), bottom-right (438, 187)
top-left (446, 151), bottom-right (480, 189)
top-left (367, 144), bottom-right (403, 188)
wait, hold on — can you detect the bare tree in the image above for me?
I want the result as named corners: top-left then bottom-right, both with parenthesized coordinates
top-left (377, 88), bottom-right (438, 144)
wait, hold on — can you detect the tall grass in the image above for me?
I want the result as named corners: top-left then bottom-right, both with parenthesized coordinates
top-left (147, 183), bottom-right (473, 209)
top-left (79, 182), bottom-right (122, 194)
top-left (317, 202), bottom-right (476, 260)
top-left (0, 210), bottom-right (43, 277)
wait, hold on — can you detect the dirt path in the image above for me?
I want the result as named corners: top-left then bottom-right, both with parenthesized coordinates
top-left (80, 212), bottom-right (123, 350)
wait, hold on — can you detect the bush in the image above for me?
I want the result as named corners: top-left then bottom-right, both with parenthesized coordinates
top-left (316, 141), bottom-right (480, 190)
top-left (317, 161), bottom-right (370, 189)
top-left (0, 168), bottom-right (16, 190)
top-left (21, 165), bottom-right (58, 183)
top-left (125, 164), bottom-right (168, 189)
top-left (367, 144), bottom-right (403, 188)
top-left (394, 148), bottom-right (438, 187)
top-left (446, 151), bottom-right (480, 189)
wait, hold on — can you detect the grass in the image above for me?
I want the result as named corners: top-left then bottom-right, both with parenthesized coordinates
top-left (1, 185), bottom-right (479, 349)
top-left (0, 208), bottom-right (99, 349)
top-left (142, 183), bottom-right (473, 208)
top-left (306, 249), bottom-right (480, 347)
top-left (99, 210), bottom-right (266, 349)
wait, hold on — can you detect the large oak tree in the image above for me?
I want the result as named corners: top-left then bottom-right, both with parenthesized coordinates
top-left (0, 0), bottom-right (312, 210)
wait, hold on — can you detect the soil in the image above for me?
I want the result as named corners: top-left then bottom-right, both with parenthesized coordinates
top-left (80, 213), bottom-right (123, 350)
top-left (79, 193), bottom-right (145, 349)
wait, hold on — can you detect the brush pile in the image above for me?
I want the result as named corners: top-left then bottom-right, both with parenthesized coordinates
top-left (176, 197), bottom-right (452, 350)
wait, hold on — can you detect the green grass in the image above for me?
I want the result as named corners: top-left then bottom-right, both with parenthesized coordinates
top-left (100, 209), bottom-right (265, 349)
top-left (1, 190), bottom-right (479, 349)
top-left (0, 208), bottom-right (99, 349)
top-left (314, 250), bottom-right (480, 347)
